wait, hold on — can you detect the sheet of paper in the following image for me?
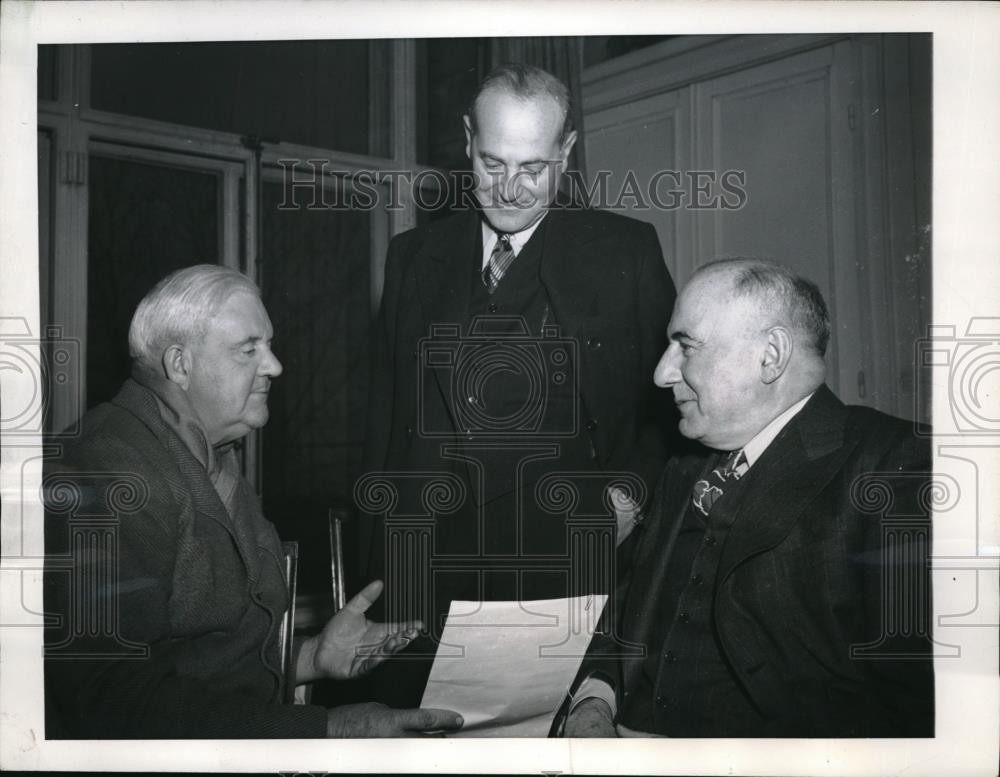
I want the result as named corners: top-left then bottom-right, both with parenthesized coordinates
top-left (419, 595), bottom-right (607, 737)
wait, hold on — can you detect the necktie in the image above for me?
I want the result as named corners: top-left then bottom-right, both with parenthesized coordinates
top-left (691, 449), bottom-right (747, 518)
top-left (482, 232), bottom-right (516, 293)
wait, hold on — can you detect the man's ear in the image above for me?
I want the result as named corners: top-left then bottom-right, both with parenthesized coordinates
top-left (559, 129), bottom-right (578, 166)
top-left (162, 344), bottom-right (192, 390)
top-left (463, 114), bottom-right (473, 159)
top-left (761, 326), bottom-right (793, 384)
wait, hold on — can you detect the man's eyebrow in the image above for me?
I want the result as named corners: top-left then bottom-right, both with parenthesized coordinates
top-left (669, 329), bottom-right (701, 344)
top-left (479, 151), bottom-right (550, 167)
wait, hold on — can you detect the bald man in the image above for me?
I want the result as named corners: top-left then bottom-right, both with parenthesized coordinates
top-left (566, 259), bottom-right (934, 738)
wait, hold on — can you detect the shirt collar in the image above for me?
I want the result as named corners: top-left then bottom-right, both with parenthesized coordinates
top-left (739, 391), bottom-right (815, 469)
top-left (481, 213), bottom-right (546, 266)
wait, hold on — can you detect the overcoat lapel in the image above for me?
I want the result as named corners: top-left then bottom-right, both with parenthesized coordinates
top-left (716, 386), bottom-right (855, 585)
top-left (412, 211), bottom-right (480, 416)
top-left (414, 210), bottom-right (479, 339)
top-left (539, 208), bottom-right (625, 435)
top-left (622, 454), bottom-right (716, 690)
top-left (538, 209), bottom-right (602, 343)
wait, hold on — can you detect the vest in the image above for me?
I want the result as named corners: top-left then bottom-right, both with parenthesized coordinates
top-left (621, 455), bottom-right (765, 735)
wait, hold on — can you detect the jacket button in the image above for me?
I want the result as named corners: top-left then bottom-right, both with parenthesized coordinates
top-left (412, 349), bottom-right (419, 360)
top-left (690, 573), bottom-right (703, 585)
top-left (585, 418), bottom-right (598, 433)
top-left (704, 534), bottom-right (717, 547)
top-left (586, 336), bottom-right (602, 349)
top-left (405, 426), bottom-right (414, 438)
top-left (253, 591), bottom-right (265, 602)
top-left (678, 611), bottom-right (690, 623)
top-left (488, 302), bottom-right (498, 313)
top-left (664, 651), bottom-right (677, 663)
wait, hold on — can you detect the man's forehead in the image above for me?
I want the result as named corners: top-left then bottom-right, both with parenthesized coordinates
top-left (207, 292), bottom-right (271, 338)
top-left (672, 276), bottom-right (737, 335)
top-left (474, 91), bottom-right (564, 144)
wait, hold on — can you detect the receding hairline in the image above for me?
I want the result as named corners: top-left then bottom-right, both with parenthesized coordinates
top-left (466, 64), bottom-right (573, 141)
top-left (468, 86), bottom-right (570, 143)
top-left (689, 258), bottom-right (831, 355)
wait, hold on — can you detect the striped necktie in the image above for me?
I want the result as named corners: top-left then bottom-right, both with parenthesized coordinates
top-left (482, 232), bottom-right (516, 293)
top-left (691, 449), bottom-right (748, 518)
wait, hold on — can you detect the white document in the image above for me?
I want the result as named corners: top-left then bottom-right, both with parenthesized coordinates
top-left (420, 595), bottom-right (608, 737)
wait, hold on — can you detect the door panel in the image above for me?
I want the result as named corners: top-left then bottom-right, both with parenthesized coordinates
top-left (584, 89), bottom-right (691, 282)
top-left (693, 42), bottom-right (862, 400)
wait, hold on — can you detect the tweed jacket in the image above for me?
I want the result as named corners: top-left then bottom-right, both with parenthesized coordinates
top-left (43, 379), bottom-right (328, 738)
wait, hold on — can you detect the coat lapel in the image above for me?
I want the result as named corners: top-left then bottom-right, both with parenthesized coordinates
top-left (414, 210), bottom-right (479, 338)
top-left (113, 380), bottom-right (256, 572)
top-left (410, 211), bottom-right (480, 433)
top-left (622, 453), bottom-right (715, 690)
top-left (538, 208), bottom-right (604, 342)
top-left (716, 386), bottom-right (857, 585)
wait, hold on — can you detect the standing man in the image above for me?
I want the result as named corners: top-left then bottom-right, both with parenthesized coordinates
top-left (565, 259), bottom-right (934, 737)
top-left (44, 265), bottom-right (462, 738)
top-left (360, 64), bottom-right (676, 705)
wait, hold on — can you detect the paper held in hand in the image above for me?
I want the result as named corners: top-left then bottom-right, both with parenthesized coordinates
top-left (419, 595), bottom-right (608, 737)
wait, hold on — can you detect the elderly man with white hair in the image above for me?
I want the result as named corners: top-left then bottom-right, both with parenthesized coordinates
top-left (44, 265), bottom-right (462, 738)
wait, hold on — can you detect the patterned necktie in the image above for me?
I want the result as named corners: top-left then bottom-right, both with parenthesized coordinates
top-left (691, 449), bottom-right (748, 518)
top-left (482, 232), bottom-right (515, 293)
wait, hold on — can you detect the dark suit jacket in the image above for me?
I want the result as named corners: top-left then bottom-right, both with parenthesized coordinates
top-left (597, 386), bottom-right (934, 737)
top-left (43, 379), bottom-right (328, 738)
top-left (359, 206), bottom-right (677, 598)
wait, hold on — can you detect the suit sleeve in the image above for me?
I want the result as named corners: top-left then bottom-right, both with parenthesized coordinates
top-left (43, 439), bottom-right (328, 739)
top-left (855, 425), bottom-right (935, 736)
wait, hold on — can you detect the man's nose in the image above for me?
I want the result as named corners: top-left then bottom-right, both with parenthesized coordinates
top-left (653, 345), bottom-right (681, 387)
top-left (260, 346), bottom-right (283, 378)
top-left (498, 168), bottom-right (528, 203)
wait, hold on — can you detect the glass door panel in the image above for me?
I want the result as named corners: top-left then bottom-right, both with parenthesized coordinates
top-left (86, 153), bottom-right (222, 408)
top-left (259, 177), bottom-right (372, 594)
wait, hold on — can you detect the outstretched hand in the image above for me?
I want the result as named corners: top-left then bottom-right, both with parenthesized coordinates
top-left (296, 580), bottom-right (420, 684)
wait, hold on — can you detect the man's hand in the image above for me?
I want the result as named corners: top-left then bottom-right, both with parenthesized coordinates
top-left (609, 486), bottom-right (642, 546)
top-left (564, 697), bottom-right (616, 737)
top-left (325, 703), bottom-right (464, 738)
top-left (296, 580), bottom-right (420, 684)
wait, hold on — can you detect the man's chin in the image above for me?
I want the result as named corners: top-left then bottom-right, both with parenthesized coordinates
top-left (481, 206), bottom-right (544, 234)
top-left (677, 419), bottom-right (701, 441)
